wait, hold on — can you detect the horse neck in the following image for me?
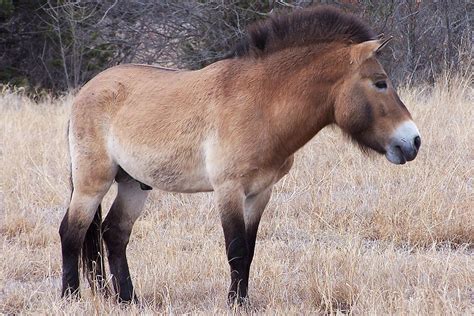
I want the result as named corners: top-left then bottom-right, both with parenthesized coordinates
top-left (257, 48), bottom-right (346, 158)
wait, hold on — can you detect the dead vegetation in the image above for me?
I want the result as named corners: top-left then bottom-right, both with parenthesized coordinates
top-left (1, 73), bottom-right (472, 314)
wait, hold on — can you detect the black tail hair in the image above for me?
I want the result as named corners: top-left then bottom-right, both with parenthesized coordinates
top-left (82, 205), bottom-right (107, 294)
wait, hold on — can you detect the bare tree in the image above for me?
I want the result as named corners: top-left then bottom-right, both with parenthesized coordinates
top-left (1, 0), bottom-right (472, 92)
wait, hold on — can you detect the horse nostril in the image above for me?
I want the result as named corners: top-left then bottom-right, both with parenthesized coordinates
top-left (414, 136), bottom-right (421, 151)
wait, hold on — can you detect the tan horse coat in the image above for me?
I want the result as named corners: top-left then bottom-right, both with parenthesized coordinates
top-left (61, 7), bottom-right (421, 305)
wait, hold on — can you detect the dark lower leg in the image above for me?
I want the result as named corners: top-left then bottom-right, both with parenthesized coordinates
top-left (244, 222), bottom-right (260, 281)
top-left (222, 215), bottom-right (250, 305)
top-left (59, 210), bottom-right (82, 298)
top-left (61, 251), bottom-right (80, 297)
top-left (103, 220), bottom-right (136, 303)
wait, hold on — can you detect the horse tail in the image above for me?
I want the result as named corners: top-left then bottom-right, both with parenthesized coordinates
top-left (82, 204), bottom-right (107, 292)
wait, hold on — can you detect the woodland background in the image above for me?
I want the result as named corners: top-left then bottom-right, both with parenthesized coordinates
top-left (1, 1), bottom-right (473, 314)
top-left (0, 0), bottom-right (472, 93)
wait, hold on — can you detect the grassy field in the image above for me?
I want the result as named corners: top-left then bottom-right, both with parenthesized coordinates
top-left (1, 74), bottom-right (473, 314)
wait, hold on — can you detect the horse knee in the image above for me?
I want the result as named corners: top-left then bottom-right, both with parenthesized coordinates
top-left (103, 215), bottom-right (131, 251)
top-left (59, 209), bottom-right (81, 259)
top-left (62, 192), bottom-right (103, 239)
top-left (103, 223), bottom-right (129, 253)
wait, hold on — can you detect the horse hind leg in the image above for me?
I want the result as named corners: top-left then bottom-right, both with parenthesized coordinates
top-left (102, 175), bottom-right (149, 303)
top-left (59, 162), bottom-right (116, 298)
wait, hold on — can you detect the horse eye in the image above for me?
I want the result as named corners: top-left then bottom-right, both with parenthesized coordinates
top-left (375, 81), bottom-right (387, 90)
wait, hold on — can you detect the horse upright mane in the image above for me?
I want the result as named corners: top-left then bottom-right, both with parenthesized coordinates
top-left (228, 6), bottom-right (376, 59)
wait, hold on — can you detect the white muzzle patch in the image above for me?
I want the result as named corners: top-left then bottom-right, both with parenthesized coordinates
top-left (385, 120), bottom-right (421, 164)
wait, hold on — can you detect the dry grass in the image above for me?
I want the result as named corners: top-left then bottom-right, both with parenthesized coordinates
top-left (1, 74), bottom-right (473, 314)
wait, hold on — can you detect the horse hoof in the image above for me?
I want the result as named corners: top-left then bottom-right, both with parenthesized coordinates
top-left (117, 294), bottom-right (140, 305)
top-left (61, 287), bottom-right (81, 301)
top-left (227, 294), bottom-right (251, 309)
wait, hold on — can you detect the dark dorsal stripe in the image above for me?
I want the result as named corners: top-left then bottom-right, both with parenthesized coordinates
top-left (228, 6), bottom-right (376, 59)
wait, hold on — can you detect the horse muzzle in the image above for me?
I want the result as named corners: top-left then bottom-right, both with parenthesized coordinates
top-left (385, 120), bottom-right (421, 165)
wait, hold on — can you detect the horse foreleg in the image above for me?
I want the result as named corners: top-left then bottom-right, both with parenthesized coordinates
top-left (215, 185), bottom-right (249, 306)
top-left (244, 187), bottom-right (272, 285)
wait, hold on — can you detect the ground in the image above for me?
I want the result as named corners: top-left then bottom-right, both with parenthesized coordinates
top-left (1, 74), bottom-right (473, 314)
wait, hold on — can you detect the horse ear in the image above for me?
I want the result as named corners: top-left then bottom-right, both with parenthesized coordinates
top-left (350, 38), bottom-right (391, 65)
top-left (376, 36), bottom-right (393, 53)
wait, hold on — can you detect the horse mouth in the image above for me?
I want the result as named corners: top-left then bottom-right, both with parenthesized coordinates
top-left (385, 145), bottom-right (407, 164)
top-left (385, 120), bottom-right (421, 165)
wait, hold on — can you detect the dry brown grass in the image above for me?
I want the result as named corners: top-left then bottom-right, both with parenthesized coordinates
top-left (1, 74), bottom-right (473, 314)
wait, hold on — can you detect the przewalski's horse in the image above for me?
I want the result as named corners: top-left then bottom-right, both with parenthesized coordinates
top-left (60, 7), bottom-right (421, 305)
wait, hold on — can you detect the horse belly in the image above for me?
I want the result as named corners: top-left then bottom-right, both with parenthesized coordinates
top-left (148, 157), bottom-right (213, 193)
top-left (109, 137), bottom-right (213, 193)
